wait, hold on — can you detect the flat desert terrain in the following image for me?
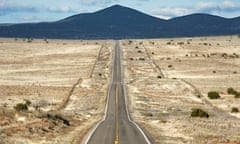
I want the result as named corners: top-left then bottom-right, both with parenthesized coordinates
top-left (1, 35), bottom-right (240, 144)
top-left (0, 38), bottom-right (113, 143)
top-left (122, 35), bottom-right (240, 144)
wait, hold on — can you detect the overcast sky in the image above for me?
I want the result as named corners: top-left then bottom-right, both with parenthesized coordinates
top-left (0, 0), bottom-right (240, 23)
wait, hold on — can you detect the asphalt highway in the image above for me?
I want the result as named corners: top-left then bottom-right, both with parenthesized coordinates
top-left (86, 41), bottom-right (151, 144)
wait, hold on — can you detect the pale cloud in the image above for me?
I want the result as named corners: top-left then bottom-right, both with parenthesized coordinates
top-left (47, 6), bottom-right (77, 13)
top-left (156, 7), bottom-right (191, 16)
top-left (197, 2), bottom-right (218, 11)
top-left (220, 0), bottom-right (239, 11)
top-left (152, 7), bottom-right (192, 19)
top-left (79, 0), bottom-right (119, 5)
top-left (152, 0), bottom-right (240, 19)
top-left (0, 1), bottom-right (38, 16)
top-left (197, 0), bottom-right (240, 12)
top-left (222, 0), bottom-right (235, 9)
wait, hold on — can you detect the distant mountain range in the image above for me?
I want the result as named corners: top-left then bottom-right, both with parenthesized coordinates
top-left (0, 5), bottom-right (239, 39)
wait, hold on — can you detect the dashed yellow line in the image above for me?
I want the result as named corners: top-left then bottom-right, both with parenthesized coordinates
top-left (115, 86), bottom-right (119, 144)
top-left (115, 44), bottom-right (119, 144)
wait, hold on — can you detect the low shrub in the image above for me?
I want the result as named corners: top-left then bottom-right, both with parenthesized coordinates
top-left (168, 65), bottom-right (173, 68)
top-left (191, 108), bottom-right (209, 118)
top-left (24, 99), bottom-right (31, 106)
top-left (177, 42), bottom-right (184, 45)
top-left (227, 87), bottom-right (237, 95)
top-left (231, 107), bottom-right (239, 113)
top-left (129, 58), bottom-right (134, 61)
top-left (166, 42), bottom-right (171, 45)
top-left (14, 103), bottom-right (28, 111)
top-left (208, 91), bottom-right (220, 99)
top-left (40, 113), bottom-right (70, 126)
top-left (139, 58), bottom-right (145, 61)
top-left (227, 88), bottom-right (240, 98)
top-left (234, 93), bottom-right (240, 98)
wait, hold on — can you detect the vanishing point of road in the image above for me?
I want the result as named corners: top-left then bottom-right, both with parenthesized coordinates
top-left (83, 41), bottom-right (151, 144)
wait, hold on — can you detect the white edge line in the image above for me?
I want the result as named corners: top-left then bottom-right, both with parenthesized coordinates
top-left (82, 42), bottom-right (115, 144)
top-left (119, 40), bottom-right (152, 144)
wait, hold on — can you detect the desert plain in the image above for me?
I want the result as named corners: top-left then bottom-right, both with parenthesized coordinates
top-left (0, 38), bottom-right (113, 143)
top-left (0, 35), bottom-right (240, 144)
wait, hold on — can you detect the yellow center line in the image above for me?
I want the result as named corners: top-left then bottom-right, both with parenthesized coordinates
top-left (115, 86), bottom-right (119, 144)
top-left (115, 44), bottom-right (119, 144)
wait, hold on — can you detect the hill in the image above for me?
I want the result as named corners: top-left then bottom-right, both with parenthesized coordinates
top-left (0, 5), bottom-right (239, 39)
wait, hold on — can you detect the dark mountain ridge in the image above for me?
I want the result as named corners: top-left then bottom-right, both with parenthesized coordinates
top-left (0, 5), bottom-right (239, 39)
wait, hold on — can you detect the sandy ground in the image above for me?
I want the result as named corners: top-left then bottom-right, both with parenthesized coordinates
top-left (0, 38), bottom-right (113, 144)
top-left (1, 36), bottom-right (240, 144)
top-left (122, 36), bottom-right (240, 144)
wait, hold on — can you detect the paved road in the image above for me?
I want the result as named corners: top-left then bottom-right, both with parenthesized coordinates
top-left (85, 41), bottom-right (151, 144)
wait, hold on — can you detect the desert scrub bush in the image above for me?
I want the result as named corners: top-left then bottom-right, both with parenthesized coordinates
top-left (191, 108), bottom-right (209, 118)
top-left (166, 42), bottom-right (171, 45)
top-left (177, 42), bottom-right (184, 45)
top-left (38, 113), bottom-right (70, 126)
top-left (227, 88), bottom-right (240, 98)
top-left (14, 103), bottom-right (28, 112)
top-left (50, 113), bottom-right (70, 126)
top-left (208, 91), bottom-right (220, 99)
top-left (139, 58), bottom-right (145, 61)
top-left (168, 65), bottom-right (173, 68)
top-left (227, 87), bottom-right (237, 95)
top-left (150, 41), bottom-right (155, 45)
top-left (157, 76), bottom-right (162, 79)
top-left (128, 40), bottom-right (133, 45)
top-left (234, 93), bottom-right (240, 98)
top-left (24, 99), bottom-right (31, 106)
top-left (142, 112), bottom-right (153, 117)
top-left (231, 107), bottom-right (239, 113)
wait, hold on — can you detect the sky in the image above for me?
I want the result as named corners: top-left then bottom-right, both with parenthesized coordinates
top-left (0, 0), bottom-right (240, 23)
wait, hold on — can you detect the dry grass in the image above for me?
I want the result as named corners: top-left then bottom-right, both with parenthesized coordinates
top-left (0, 38), bottom-right (113, 144)
top-left (122, 36), bottom-right (240, 144)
